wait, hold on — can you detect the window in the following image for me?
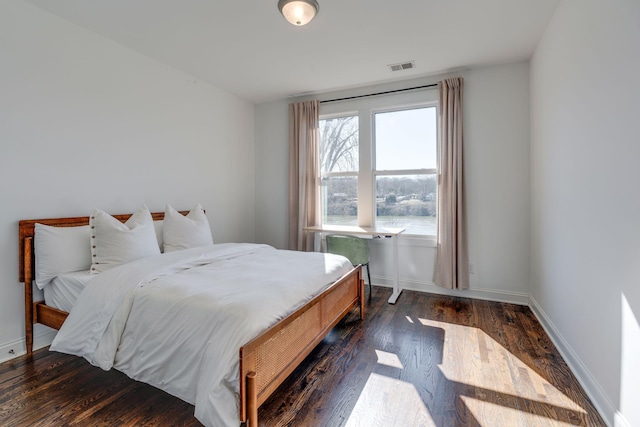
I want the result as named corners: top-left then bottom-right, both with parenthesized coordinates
top-left (374, 107), bottom-right (437, 235)
top-left (319, 115), bottom-right (359, 226)
top-left (319, 91), bottom-right (438, 236)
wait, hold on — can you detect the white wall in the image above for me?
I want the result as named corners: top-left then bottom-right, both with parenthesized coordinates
top-left (255, 62), bottom-right (531, 304)
top-left (462, 63), bottom-right (531, 300)
top-left (0, 0), bottom-right (256, 361)
top-left (530, 0), bottom-right (640, 425)
top-left (255, 100), bottom-right (289, 249)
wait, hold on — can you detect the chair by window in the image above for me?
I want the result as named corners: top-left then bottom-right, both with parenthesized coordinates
top-left (325, 235), bottom-right (372, 298)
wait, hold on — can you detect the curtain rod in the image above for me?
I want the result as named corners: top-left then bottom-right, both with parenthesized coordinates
top-left (319, 83), bottom-right (438, 104)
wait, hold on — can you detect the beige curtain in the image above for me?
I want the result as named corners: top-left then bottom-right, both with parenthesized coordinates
top-left (288, 100), bottom-right (320, 251)
top-left (434, 78), bottom-right (469, 289)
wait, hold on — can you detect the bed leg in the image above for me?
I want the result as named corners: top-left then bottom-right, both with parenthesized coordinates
top-left (24, 237), bottom-right (34, 357)
top-left (247, 371), bottom-right (258, 427)
top-left (25, 284), bottom-right (33, 356)
top-left (360, 278), bottom-right (365, 320)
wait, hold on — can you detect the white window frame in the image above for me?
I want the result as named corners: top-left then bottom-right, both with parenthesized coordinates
top-left (319, 89), bottom-right (438, 238)
top-left (372, 103), bottom-right (438, 236)
top-left (318, 112), bottom-right (360, 226)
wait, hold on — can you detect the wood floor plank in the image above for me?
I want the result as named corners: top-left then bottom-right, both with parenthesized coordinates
top-left (0, 288), bottom-right (605, 427)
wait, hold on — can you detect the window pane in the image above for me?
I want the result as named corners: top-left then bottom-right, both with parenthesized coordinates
top-left (376, 174), bottom-right (437, 235)
top-left (321, 176), bottom-right (358, 226)
top-left (374, 107), bottom-right (436, 170)
top-left (319, 116), bottom-right (359, 173)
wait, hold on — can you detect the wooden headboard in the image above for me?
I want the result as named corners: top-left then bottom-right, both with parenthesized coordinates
top-left (18, 211), bottom-right (176, 283)
top-left (18, 210), bottom-right (187, 356)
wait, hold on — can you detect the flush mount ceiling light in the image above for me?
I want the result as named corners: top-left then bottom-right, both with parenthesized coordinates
top-left (278, 0), bottom-right (319, 26)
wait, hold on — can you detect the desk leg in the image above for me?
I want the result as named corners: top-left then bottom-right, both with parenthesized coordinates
top-left (387, 235), bottom-right (402, 304)
top-left (313, 231), bottom-right (321, 253)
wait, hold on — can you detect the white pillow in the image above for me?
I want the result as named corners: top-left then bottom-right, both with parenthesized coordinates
top-left (34, 223), bottom-right (91, 289)
top-left (90, 206), bottom-right (161, 273)
top-left (163, 204), bottom-right (214, 252)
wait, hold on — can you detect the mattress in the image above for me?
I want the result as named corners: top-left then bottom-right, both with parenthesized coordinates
top-left (43, 270), bottom-right (94, 312)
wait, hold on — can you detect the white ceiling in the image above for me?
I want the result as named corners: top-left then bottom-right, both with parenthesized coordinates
top-left (25, 0), bottom-right (561, 104)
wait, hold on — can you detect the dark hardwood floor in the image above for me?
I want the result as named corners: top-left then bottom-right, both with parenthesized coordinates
top-left (0, 287), bottom-right (605, 426)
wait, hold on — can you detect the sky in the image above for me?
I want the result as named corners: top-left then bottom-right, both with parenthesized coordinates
top-left (374, 106), bottom-right (437, 171)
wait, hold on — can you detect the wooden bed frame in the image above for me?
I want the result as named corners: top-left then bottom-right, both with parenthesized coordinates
top-left (18, 212), bottom-right (364, 427)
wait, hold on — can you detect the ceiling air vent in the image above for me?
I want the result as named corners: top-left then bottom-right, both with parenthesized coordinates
top-left (388, 61), bottom-right (416, 72)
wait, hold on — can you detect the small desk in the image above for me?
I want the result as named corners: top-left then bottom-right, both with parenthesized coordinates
top-left (304, 225), bottom-right (405, 304)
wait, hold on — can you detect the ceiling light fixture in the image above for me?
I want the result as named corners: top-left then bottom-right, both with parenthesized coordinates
top-left (278, 0), bottom-right (319, 26)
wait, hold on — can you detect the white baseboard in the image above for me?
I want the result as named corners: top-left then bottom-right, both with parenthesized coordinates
top-left (0, 328), bottom-right (57, 364)
top-left (371, 275), bottom-right (530, 306)
top-left (529, 295), bottom-right (615, 427)
top-left (614, 412), bottom-right (632, 427)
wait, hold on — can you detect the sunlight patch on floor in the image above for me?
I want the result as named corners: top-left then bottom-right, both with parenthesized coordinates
top-left (461, 396), bottom-right (578, 427)
top-left (418, 317), bottom-right (585, 414)
top-left (375, 349), bottom-right (404, 369)
top-left (345, 373), bottom-right (435, 427)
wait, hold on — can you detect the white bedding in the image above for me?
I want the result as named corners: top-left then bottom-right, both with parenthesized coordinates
top-left (50, 243), bottom-right (352, 427)
top-left (43, 271), bottom-right (94, 312)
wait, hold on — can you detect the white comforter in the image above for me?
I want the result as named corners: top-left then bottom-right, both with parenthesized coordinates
top-left (50, 243), bottom-right (352, 427)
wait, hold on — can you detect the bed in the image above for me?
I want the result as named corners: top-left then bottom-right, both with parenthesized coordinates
top-left (18, 209), bottom-right (364, 427)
